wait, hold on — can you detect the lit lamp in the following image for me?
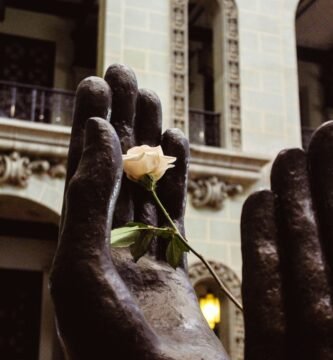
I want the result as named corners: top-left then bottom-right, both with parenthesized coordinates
top-left (199, 293), bottom-right (221, 329)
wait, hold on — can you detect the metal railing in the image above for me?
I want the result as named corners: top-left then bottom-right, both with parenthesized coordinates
top-left (189, 109), bottom-right (221, 147)
top-left (0, 80), bottom-right (75, 126)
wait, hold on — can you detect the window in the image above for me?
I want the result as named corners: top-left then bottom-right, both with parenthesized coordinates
top-left (170, 0), bottom-right (241, 149)
top-left (296, 0), bottom-right (333, 149)
top-left (188, 0), bottom-right (222, 147)
top-left (189, 261), bottom-right (244, 360)
top-left (0, 199), bottom-right (64, 360)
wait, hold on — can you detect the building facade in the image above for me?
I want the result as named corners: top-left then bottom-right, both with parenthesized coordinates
top-left (0, 0), bottom-right (328, 359)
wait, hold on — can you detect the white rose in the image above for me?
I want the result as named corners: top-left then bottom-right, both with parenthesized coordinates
top-left (122, 145), bottom-right (176, 182)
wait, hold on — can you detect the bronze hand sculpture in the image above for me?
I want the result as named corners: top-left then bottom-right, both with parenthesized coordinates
top-left (242, 122), bottom-right (333, 360)
top-left (49, 64), bottom-right (228, 360)
top-left (50, 63), bottom-right (333, 360)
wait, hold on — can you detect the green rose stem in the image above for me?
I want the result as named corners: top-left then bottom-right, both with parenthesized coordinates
top-left (150, 187), bottom-right (243, 312)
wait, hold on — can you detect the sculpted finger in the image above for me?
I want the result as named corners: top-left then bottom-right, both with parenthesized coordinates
top-left (134, 88), bottom-right (162, 146)
top-left (133, 89), bottom-right (162, 229)
top-left (241, 190), bottom-right (286, 360)
top-left (60, 117), bottom-right (123, 249)
top-left (65, 77), bottom-right (111, 190)
top-left (104, 63), bottom-right (138, 228)
top-left (271, 148), bottom-right (333, 357)
top-left (50, 118), bottom-right (162, 359)
top-left (60, 77), bottom-right (111, 233)
top-left (104, 63), bottom-right (138, 151)
top-left (308, 121), bottom-right (333, 272)
top-left (157, 129), bottom-right (189, 262)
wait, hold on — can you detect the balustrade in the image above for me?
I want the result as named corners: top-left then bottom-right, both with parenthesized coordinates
top-left (0, 80), bottom-right (75, 126)
top-left (189, 108), bottom-right (221, 147)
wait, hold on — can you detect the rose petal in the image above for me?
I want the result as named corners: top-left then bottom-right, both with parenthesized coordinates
top-left (122, 152), bottom-right (145, 161)
top-left (123, 159), bottom-right (146, 180)
top-left (151, 157), bottom-right (175, 180)
top-left (163, 155), bottom-right (177, 164)
top-left (122, 144), bottom-right (177, 181)
top-left (154, 146), bottom-right (164, 156)
top-left (126, 145), bottom-right (152, 155)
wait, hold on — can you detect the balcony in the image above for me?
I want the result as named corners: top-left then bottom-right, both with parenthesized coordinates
top-left (188, 108), bottom-right (271, 185)
top-left (0, 80), bottom-right (75, 126)
top-left (0, 81), bottom-right (71, 182)
top-left (0, 83), bottom-right (272, 189)
top-left (189, 109), bottom-right (221, 147)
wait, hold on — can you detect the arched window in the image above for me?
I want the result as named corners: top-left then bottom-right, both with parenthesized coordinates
top-left (170, 0), bottom-right (241, 150)
top-left (296, 0), bottom-right (333, 149)
top-left (189, 261), bottom-right (244, 360)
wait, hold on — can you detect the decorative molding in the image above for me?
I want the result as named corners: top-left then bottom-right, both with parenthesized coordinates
top-left (189, 261), bottom-right (244, 360)
top-left (0, 118), bottom-right (69, 187)
top-left (170, 0), bottom-right (241, 149)
top-left (170, 0), bottom-right (188, 134)
top-left (188, 176), bottom-right (242, 209)
top-left (189, 144), bottom-right (271, 185)
top-left (0, 152), bottom-right (66, 187)
top-left (222, 0), bottom-right (242, 150)
top-left (0, 117), bottom-right (70, 158)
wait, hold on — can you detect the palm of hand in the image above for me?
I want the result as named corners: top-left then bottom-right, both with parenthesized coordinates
top-left (113, 248), bottom-right (226, 359)
top-left (49, 64), bottom-right (228, 360)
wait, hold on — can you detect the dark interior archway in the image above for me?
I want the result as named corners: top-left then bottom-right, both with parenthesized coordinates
top-left (189, 261), bottom-right (243, 360)
top-left (0, 195), bottom-right (63, 360)
top-left (1, 0), bottom-right (99, 89)
top-left (296, 0), bottom-right (333, 148)
top-left (188, 0), bottom-right (222, 147)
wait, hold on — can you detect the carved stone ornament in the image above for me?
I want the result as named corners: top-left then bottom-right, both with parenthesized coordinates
top-left (0, 152), bottom-right (66, 187)
top-left (189, 261), bottom-right (244, 360)
top-left (188, 176), bottom-right (242, 209)
top-left (170, 0), bottom-right (241, 149)
top-left (170, 0), bottom-right (188, 133)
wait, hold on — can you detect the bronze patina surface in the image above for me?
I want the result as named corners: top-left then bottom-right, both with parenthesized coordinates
top-left (50, 64), bottom-right (228, 360)
top-left (242, 123), bottom-right (333, 360)
top-left (50, 64), bottom-right (333, 360)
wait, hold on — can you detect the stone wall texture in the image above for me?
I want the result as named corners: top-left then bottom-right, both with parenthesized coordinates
top-left (99, 0), bottom-right (303, 278)
top-left (0, 0), bottom-right (303, 280)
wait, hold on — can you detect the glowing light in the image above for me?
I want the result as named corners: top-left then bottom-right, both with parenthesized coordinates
top-left (199, 293), bottom-right (221, 329)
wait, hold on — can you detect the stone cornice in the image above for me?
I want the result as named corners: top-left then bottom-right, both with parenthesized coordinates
top-left (0, 118), bottom-right (70, 158)
top-left (189, 144), bottom-right (271, 184)
top-left (0, 119), bottom-right (271, 191)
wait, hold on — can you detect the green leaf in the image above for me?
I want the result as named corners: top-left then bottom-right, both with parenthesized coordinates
top-left (176, 235), bottom-right (191, 252)
top-left (111, 222), bottom-right (159, 247)
top-left (155, 227), bottom-right (174, 239)
top-left (130, 231), bottom-right (154, 262)
top-left (111, 226), bottom-right (143, 247)
top-left (125, 222), bottom-right (149, 228)
top-left (166, 234), bottom-right (190, 269)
